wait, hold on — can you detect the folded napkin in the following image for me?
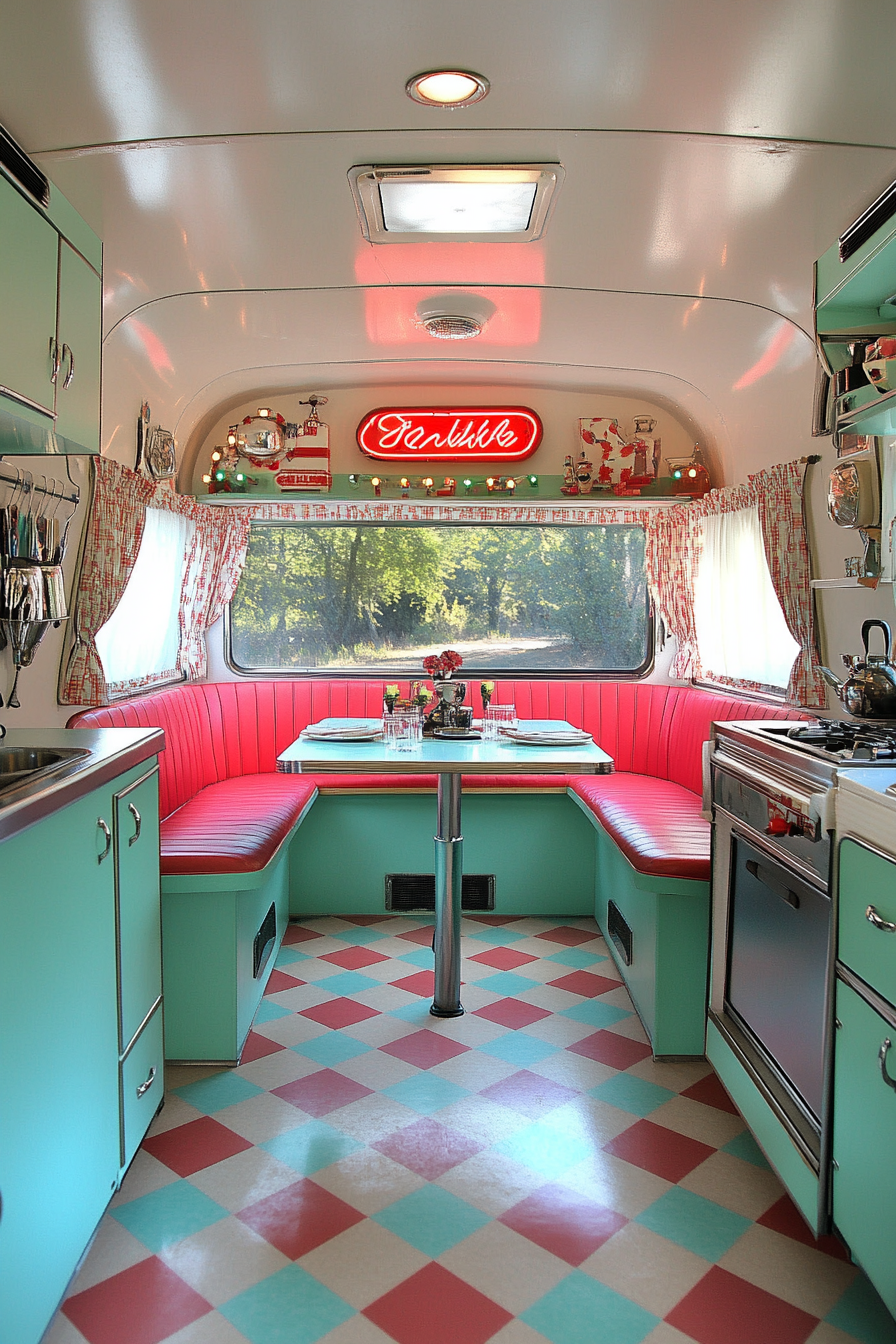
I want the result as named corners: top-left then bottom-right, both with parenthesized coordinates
top-left (301, 722), bottom-right (381, 740)
top-left (506, 728), bottom-right (593, 745)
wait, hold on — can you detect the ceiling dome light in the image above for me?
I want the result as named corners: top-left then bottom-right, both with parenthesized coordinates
top-left (422, 314), bottom-right (483, 340)
top-left (406, 70), bottom-right (489, 107)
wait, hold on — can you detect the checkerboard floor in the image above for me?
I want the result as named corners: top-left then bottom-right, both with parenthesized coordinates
top-left (46, 916), bottom-right (896, 1344)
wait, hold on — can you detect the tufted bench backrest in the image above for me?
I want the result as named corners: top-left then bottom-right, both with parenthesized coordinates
top-left (69, 678), bottom-right (805, 819)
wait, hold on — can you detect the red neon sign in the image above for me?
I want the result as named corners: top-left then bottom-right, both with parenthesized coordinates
top-left (357, 407), bottom-right (542, 463)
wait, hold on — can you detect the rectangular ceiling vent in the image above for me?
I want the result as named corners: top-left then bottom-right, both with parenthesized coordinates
top-left (385, 873), bottom-right (495, 913)
top-left (0, 121), bottom-right (50, 207)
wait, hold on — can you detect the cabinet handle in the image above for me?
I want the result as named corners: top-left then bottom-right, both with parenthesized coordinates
top-left (128, 802), bottom-right (142, 846)
top-left (61, 344), bottom-right (75, 390)
top-left (96, 817), bottom-right (112, 864)
top-left (880, 1039), bottom-right (896, 1092)
top-left (136, 1066), bottom-right (156, 1099)
top-left (49, 338), bottom-right (61, 385)
top-left (866, 904), bottom-right (896, 933)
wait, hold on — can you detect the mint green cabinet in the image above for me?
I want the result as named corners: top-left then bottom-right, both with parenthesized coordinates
top-left (54, 240), bottom-right (101, 454)
top-left (0, 171), bottom-right (58, 424)
top-left (839, 838), bottom-right (896, 1006)
top-left (832, 977), bottom-right (896, 1316)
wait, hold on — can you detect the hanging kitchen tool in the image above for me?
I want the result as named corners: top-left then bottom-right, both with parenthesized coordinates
top-left (820, 619), bottom-right (896, 718)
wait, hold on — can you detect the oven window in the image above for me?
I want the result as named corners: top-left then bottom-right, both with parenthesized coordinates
top-left (228, 521), bottom-right (651, 675)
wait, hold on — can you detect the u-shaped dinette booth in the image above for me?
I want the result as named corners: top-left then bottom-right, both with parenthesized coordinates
top-left (70, 679), bottom-right (801, 1066)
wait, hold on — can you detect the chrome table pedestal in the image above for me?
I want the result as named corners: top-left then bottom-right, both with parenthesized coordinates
top-left (432, 772), bottom-right (464, 1016)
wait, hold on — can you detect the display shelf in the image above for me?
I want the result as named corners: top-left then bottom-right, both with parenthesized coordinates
top-left (810, 578), bottom-right (893, 589)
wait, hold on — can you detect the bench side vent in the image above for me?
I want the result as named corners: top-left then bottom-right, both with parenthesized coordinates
top-left (253, 902), bottom-right (277, 978)
top-left (385, 873), bottom-right (495, 912)
top-left (606, 899), bottom-right (633, 966)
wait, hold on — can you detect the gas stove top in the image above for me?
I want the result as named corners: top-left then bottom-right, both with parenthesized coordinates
top-left (757, 718), bottom-right (896, 765)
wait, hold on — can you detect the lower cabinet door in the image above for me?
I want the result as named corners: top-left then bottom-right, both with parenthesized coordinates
top-left (832, 978), bottom-right (896, 1315)
top-left (120, 1005), bottom-right (164, 1173)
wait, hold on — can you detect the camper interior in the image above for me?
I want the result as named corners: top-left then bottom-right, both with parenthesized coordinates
top-left (3, 5), bottom-right (896, 1343)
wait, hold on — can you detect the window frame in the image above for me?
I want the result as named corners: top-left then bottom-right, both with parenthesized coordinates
top-left (224, 518), bottom-right (656, 681)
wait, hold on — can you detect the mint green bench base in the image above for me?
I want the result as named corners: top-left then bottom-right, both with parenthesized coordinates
top-left (571, 795), bottom-right (711, 1058)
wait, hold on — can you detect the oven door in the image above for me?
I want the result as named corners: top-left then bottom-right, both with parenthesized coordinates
top-left (725, 833), bottom-right (831, 1124)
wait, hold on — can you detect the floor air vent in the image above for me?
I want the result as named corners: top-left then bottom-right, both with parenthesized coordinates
top-left (253, 903), bottom-right (277, 978)
top-left (607, 899), bottom-right (633, 966)
top-left (386, 873), bottom-right (495, 912)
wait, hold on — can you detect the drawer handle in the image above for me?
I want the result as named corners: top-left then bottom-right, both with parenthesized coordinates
top-left (97, 818), bottom-right (112, 864)
top-left (49, 338), bottom-right (61, 384)
top-left (866, 905), bottom-right (896, 933)
top-left (62, 343), bottom-right (75, 390)
top-left (136, 1066), bottom-right (156, 1099)
top-left (128, 802), bottom-right (142, 846)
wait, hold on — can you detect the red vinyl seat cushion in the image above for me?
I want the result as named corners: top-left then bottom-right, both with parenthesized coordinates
top-left (160, 773), bottom-right (317, 876)
top-left (570, 773), bottom-right (711, 881)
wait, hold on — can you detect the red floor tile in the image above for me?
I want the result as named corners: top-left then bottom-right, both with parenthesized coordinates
top-left (473, 998), bottom-right (551, 1029)
top-left (320, 946), bottom-right (391, 969)
top-left (480, 1069), bottom-right (580, 1117)
top-left (500, 1182), bottom-right (628, 1264)
top-left (373, 1117), bottom-right (485, 1178)
top-left (240, 1031), bottom-right (286, 1062)
top-left (568, 1029), bottom-right (653, 1069)
top-left (604, 1118), bottom-right (715, 1182)
top-left (391, 970), bottom-right (436, 995)
top-left (301, 997), bottom-right (381, 1029)
top-left (273, 1069), bottom-right (374, 1117)
top-left (282, 925), bottom-right (325, 945)
top-left (238, 1178), bottom-right (364, 1258)
top-left (381, 1029), bottom-right (471, 1069)
top-left (141, 1116), bottom-right (252, 1176)
top-left (681, 1072), bottom-right (740, 1114)
top-left (464, 914), bottom-right (527, 924)
top-left (666, 1266), bottom-right (820, 1344)
top-left (63, 1257), bottom-right (211, 1344)
top-left (533, 926), bottom-right (596, 947)
top-left (265, 968), bottom-right (306, 994)
top-left (757, 1195), bottom-right (852, 1261)
top-left (546, 970), bottom-right (621, 997)
top-left (396, 926), bottom-right (437, 946)
top-left (364, 1262), bottom-right (513, 1344)
top-left (342, 914), bottom-right (394, 925)
top-left (467, 946), bottom-right (538, 970)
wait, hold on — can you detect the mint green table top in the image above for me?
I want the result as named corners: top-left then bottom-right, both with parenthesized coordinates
top-left (276, 718), bottom-right (613, 775)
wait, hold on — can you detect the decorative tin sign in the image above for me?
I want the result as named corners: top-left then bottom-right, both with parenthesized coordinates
top-left (357, 407), bottom-right (543, 463)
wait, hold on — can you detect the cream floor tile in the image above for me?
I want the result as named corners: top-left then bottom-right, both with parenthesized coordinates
top-left (718, 1224), bottom-right (858, 1318)
top-left (806, 1324), bottom-right (877, 1344)
top-left (556, 1152), bottom-right (673, 1218)
top-left (678, 1150), bottom-right (784, 1220)
top-left (67, 1215), bottom-right (152, 1291)
top-left (336, 1013), bottom-right (422, 1046)
top-left (317, 1316), bottom-right (396, 1344)
top-left (597, 986), bottom-right (640, 1011)
top-left (288, 958), bottom-right (346, 982)
top-left (350, 985), bottom-right (421, 1012)
top-left (311, 1148), bottom-right (426, 1215)
top-left (509, 984), bottom-right (584, 1012)
top-left (520, 1014), bottom-right (600, 1047)
top-left (42, 1314), bottom-right (90, 1344)
top-left (506, 960), bottom-right (570, 985)
top-left (248, 1014), bottom-right (332, 1049)
top-left (110, 1150), bottom-right (180, 1206)
top-left (452, 983), bottom-right (504, 1010)
top-left (581, 1221), bottom-right (710, 1316)
top-left (605, 1012), bottom-right (651, 1044)
top-left (160, 1216), bottom-right (291, 1306)
top-left (528, 1050), bottom-right (616, 1091)
top-left (438, 1220), bottom-right (571, 1313)
top-left (266, 982), bottom-right (339, 1011)
top-left (299, 1219), bottom-right (429, 1309)
top-left (642, 1324), bottom-right (702, 1344)
top-left (422, 1013), bottom-right (508, 1046)
top-left (146, 1094), bottom-right (205, 1136)
top-left (487, 1319), bottom-right (554, 1344)
top-left (435, 1095), bottom-right (532, 1145)
top-left (227, 1048), bottom-right (320, 1090)
top-left (212, 1091), bottom-right (312, 1144)
top-left (325, 1093), bottom-right (420, 1143)
top-left (625, 1057), bottom-right (713, 1092)
top-left (546, 1095), bottom-right (643, 1147)
top-left (434, 1150), bottom-right (546, 1216)
top-left (187, 1145), bottom-right (300, 1213)
top-left (165, 1064), bottom-right (229, 1089)
top-left (333, 1050), bottom-right (420, 1089)
top-left (430, 1051), bottom-right (520, 1091)
top-left (160, 1313), bottom-right (252, 1344)
top-left (371, 935), bottom-right (432, 958)
top-left (647, 1094), bottom-right (747, 1149)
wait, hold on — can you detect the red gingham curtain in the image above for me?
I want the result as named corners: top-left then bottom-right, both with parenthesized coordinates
top-left (60, 457), bottom-right (154, 704)
top-left (177, 505), bottom-right (250, 679)
top-left (646, 505), bottom-right (702, 680)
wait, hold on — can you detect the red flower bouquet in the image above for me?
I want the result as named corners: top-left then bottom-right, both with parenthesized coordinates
top-left (422, 649), bottom-right (463, 679)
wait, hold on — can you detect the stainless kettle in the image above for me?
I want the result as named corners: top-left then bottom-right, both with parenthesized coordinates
top-left (820, 619), bottom-right (896, 718)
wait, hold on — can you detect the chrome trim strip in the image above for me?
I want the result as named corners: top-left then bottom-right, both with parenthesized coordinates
top-left (837, 963), bottom-right (896, 1031)
top-left (120, 996), bottom-right (163, 1063)
top-left (0, 383), bottom-right (55, 418)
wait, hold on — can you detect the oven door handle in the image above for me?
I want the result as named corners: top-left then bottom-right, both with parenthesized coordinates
top-left (713, 758), bottom-right (821, 827)
top-left (746, 859), bottom-right (801, 909)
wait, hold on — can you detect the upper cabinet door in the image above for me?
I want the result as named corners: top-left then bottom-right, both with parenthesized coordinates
top-left (55, 239), bottom-right (101, 454)
top-left (0, 173), bottom-right (57, 419)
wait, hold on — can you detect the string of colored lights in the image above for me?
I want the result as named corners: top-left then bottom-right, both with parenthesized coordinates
top-left (346, 473), bottom-right (539, 497)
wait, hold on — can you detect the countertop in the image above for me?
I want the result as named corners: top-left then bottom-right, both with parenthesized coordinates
top-left (0, 726), bottom-right (165, 844)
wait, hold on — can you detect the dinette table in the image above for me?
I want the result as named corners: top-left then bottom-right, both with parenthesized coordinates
top-left (278, 718), bottom-right (613, 1017)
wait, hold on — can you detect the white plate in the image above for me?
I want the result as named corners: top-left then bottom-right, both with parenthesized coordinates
top-left (506, 730), bottom-right (592, 745)
top-left (301, 729), bottom-right (382, 742)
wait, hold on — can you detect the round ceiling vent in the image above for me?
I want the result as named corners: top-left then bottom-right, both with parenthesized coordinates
top-left (421, 314), bottom-right (483, 340)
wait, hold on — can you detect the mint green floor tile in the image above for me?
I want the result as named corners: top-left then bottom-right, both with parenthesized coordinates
top-left (260, 1121), bottom-right (363, 1175)
top-left (314, 971), bottom-right (380, 995)
top-left (330, 928), bottom-right (391, 944)
top-left (492, 1119), bottom-right (593, 1178)
top-left (545, 947), bottom-right (608, 968)
top-left (635, 1187), bottom-right (750, 1261)
top-left (220, 1263), bottom-right (354, 1344)
top-left (721, 1129), bottom-right (771, 1168)
top-left (294, 1032), bottom-right (372, 1065)
top-left (590, 1074), bottom-right (676, 1117)
top-left (464, 927), bottom-right (527, 945)
top-left (522, 1271), bottom-right (658, 1344)
top-left (254, 1000), bottom-right (293, 1024)
top-left (372, 1185), bottom-right (490, 1257)
top-left (560, 1000), bottom-right (631, 1028)
top-left (475, 971), bottom-right (540, 996)
top-left (826, 1275), bottom-right (896, 1343)
top-left (276, 947), bottom-right (310, 967)
top-left (111, 1180), bottom-right (228, 1252)
top-left (381, 1073), bottom-right (470, 1114)
top-left (397, 947), bottom-right (434, 967)
top-left (173, 1072), bottom-right (265, 1114)
top-left (479, 1032), bottom-right (559, 1066)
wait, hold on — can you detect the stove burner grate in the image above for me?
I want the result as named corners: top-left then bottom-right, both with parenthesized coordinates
top-left (785, 719), bottom-right (896, 760)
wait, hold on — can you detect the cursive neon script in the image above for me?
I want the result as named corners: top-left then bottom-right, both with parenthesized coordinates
top-left (374, 413), bottom-right (520, 454)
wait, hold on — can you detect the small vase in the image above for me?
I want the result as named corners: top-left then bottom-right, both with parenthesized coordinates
top-left (424, 679), bottom-right (467, 733)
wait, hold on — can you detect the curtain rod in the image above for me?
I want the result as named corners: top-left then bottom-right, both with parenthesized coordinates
top-left (0, 462), bottom-right (79, 506)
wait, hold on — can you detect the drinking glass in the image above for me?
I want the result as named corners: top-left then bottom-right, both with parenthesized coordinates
top-left (484, 704), bottom-right (516, 739)
top-left (386, 709), bottom-right (419, 751)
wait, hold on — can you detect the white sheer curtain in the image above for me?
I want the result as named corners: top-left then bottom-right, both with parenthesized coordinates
top-left (693, 505), bottom-right (800, 691)
top-left (96, 507), bottom-right (194, 688)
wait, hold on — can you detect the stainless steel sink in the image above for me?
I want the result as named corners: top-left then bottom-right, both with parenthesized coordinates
top-left (0, 746), bottom-right (91, 794)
